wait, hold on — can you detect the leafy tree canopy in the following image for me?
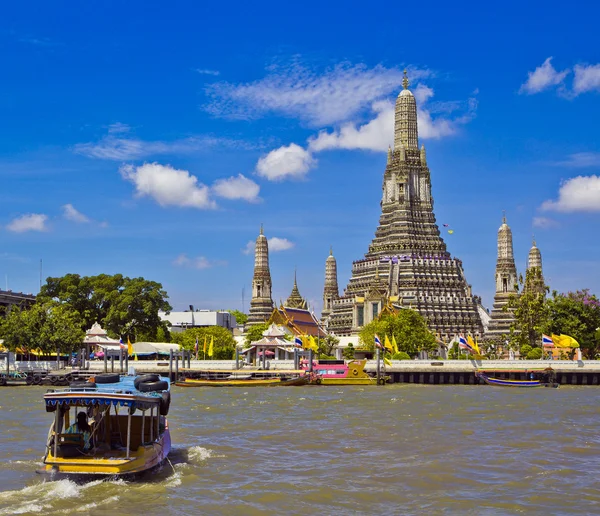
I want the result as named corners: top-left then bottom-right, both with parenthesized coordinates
top-left (545, 289), bottom-right (600, 359)
top-left (359, 310), bottom-right (437, 358)
top-left (0, 301), bottom-right (85, 354)
top-left (506, 267), bottom-right (550, 349)
top-left (227, 309), bottom-right (248, 326)
top-left (38, 273), bottom-right (172, 339)
top-left (244, 322), bottom-right (270, 346)
top-left (170, 326), bottom-right (236, 360)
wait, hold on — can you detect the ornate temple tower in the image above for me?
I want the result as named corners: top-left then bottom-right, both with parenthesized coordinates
top-left (247, 226), bottom-right (274, 326)
top-left (285, 270), bottom-right (308, 309)
top-left (485, 215), bottom-right (518, 341)
top-left (326, 71), bottom-right (483, 338)
top-left (525, 238), bottom-right (545, 295)
top-left (321, 248), bottom-right (340, 323)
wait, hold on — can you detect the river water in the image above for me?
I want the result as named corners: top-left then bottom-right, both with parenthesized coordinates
top-left (0, 385), bottom-right (599, 515)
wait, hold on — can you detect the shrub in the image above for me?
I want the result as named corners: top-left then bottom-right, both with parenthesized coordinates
top-left (526, 347), bottom-right (543, 360)
top-left (392, 351), bottom-right (411, 360)
top-left (520, 344), bottom-right (532, 357)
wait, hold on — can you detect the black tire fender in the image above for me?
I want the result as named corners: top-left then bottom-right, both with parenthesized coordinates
top-left (134, 374), bottom-right (160, 389)
top-left (95, 373), bottom-right (120, 384)
top-left (138, 380), bottom-right (169, 392)
top-left (159, 391), bottom-right (171, 415)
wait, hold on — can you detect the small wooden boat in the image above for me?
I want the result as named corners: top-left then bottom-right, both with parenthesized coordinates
top-left (175, 369), bottom-right (308, 387)
top-left (476, 370), bottom-right (559, 388)
top-left (176, 377), bottom-right (282, 387)
top-left (40, 373), bottom-right (172, 476)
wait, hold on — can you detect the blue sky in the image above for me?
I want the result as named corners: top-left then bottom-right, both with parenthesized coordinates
top-left (1, 0), bottom-right (599, 316)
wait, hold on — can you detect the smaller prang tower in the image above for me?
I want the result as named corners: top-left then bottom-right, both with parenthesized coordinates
top-left (485, 215), bottom-right (518, 341)
top-left (247, 226), bottom-right (274, 326)
top-left (321, 247), bottom-right (339, 323)
top-left (525, 238), bottom-right (545, 295)
top-left (285, 270), bottom-right (308, 309)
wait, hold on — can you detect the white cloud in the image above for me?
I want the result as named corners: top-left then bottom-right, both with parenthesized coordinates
top-left (256, 143), bottom-right (316, 181)
top-left (268, 237), bottom-right (294, 252)
top-left (205, 60), bottom-right (431, 126)
top-left (120, 162), bottom-right (216, 209)
top-left (62, 204), bottom-right (90, 223)
top-left (552, 152), bottom-right (600, 168)
top-left (308, 90), bottom-right (477, 152)
top-left (107, 122), bottom-right (131, 134)
top-left (540, 175), bottom-right (600, 212)
top-left (173, 254), bottom-right (221, 269)
top-left (196, 69), bottom-right (220, 76)
top-left (6, 213), bottom-right (48, 233)
top-left (212, 174), bottom-right (260, 202)
top-left (242, 236), bottom-right (295, 254)
top-left (75, 133), bottom-right (242, 161)
top-left (519, 57), bottom-right (569, 95)
top-left (532, 216), bottom-right (559, 229)
top-left (573, 63), bottom-right (600, 94)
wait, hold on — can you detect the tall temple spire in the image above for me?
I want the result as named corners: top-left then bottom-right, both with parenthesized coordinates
top-left (321, 247), bottom-right (339, 323)
top-left (394, 70), bottom-right (419, 150)
top-left (485, 215), bottom-right (518, 341)
top-left (247, 226), bottom-right (274, 326)
top-left (526, 237), bottom-right (545, 295)
top-left (326, 77), bottom-right (483, 338)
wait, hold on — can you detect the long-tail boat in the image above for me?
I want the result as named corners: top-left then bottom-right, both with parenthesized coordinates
top-left (175, 369), bottom-right (309, 387)
top-left (40, 373), bottom-right (172, 476)
top-left (475, 369), bottom-right (559, 388)
top-left (302, 359), bottom-right (382, 385)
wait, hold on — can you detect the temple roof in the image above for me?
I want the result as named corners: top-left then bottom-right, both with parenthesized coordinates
top-left (285, 270), bottom-right (307, 309)
top-left (269, 306), bottom-right (327, 338)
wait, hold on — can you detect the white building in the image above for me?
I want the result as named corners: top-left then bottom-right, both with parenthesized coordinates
top-left (159, 310), bottom-right (237, 333)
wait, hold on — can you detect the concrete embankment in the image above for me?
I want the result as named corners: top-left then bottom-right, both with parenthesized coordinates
top-left (84, 359), bottom-right (600, 386)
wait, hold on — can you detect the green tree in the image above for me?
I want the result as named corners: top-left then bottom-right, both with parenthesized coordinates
top-left (317, 334), bottom-right (339, 358)
top-left (227, 309), bottom-right (248, 326)
top-left (0, 306), bottom-right (38, 352)
top-left (545, 290), bottom-right (600, 359)
top-left (170, 326), bottom-right (236, 360)
top-left (244, 322), bottom-right (270, 346)
top-left (38, 273), bottom-right (172, 338)
top-left (392, 351), bottom-right (411, 360)
top-left (505, 267), bottom-right (550, 350)
top-left (38, 301), bottom-right (86, 355)
top-left (359, 310), bottom-right (437, 358)
top-left (342, 343), bottom-right (355, 359)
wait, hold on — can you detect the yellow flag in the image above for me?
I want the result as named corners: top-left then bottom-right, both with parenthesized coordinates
top-left (302, 335), bottom-right (309, 350)
top-left (384, 335), bottom-right (393, 352)
top-left (467, 335), bottom-right (479, 354)
top-left (383, 356), bottom-right (392, 367)
top-left (208, 336), bottom-right (214, 357)
top-left (553, 334), bottom-right (579, 348)
top-left (392, 335), bottom-right (399, 354)
top-left (309, 335), bottom-right (318, 352)
top-left (203, 335), bottom-right (207, 354)
top-left (127, 336), bottom-right (133, 356)
top-left (473, 337), bottom-right (481, 355)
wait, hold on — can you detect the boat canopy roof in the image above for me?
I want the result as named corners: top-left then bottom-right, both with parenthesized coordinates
top-left (44, 375), bottom-right (169, 412)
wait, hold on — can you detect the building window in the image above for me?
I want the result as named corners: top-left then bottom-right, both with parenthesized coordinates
top-left (357, 305), bottom-right (364, 327)
top-left (502, 278), bottom-right (508, 293)
top-left (372, 302), bottom-right (379, 319)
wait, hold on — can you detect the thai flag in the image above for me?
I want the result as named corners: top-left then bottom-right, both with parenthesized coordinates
top-left (542, 334), bottom-right (554, 347)
top-left (458, 334), bottom-right (469, 350)
top-left (119, 337), bottom-right (125, 350)
top-left (294, 336), bottom-right (303, 348)
top-left (375, 335), bottom-right (383, 349)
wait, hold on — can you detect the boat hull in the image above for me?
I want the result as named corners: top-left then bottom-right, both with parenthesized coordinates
top-left (40, 428), bottom-right (171, 476)
top-left (318, 377), bottom-right (377, 385)
top-left (175, 378), bottom-right (282, 387)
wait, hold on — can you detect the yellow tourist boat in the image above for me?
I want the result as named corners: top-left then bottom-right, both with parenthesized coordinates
top-left (303, 359), bottom-right (383, 385)
top-left (40, 373), bottom-right (171, 476)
